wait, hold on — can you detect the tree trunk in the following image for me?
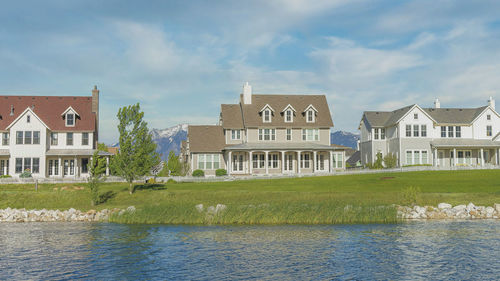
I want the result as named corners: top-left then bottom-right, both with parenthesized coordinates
top-left (129, 182), bottom-right (133, 194)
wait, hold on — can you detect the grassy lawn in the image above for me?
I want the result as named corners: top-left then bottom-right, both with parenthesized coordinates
top-left (1, 169), bottom-right (499, 224)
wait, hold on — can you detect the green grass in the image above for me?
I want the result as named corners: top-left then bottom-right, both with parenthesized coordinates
top-left (1, 169), bottom-right (500, 224)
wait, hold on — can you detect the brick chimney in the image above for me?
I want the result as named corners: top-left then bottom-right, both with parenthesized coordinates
top-left (92, 85), bottom-right (100, 148)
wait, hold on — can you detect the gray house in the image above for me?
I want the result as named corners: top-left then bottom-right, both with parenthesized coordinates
top-left (184, 83), bottom-right (346, 176)
top-left (359, 98), bottom-right (500, 167)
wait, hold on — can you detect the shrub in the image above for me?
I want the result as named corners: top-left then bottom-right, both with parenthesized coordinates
top-left (20, 169), bottom-right (32, 178)
top-left (400, 186), bottom-right (421, 206)
top-left (147, 177), bottom-right (156, 184)
top-left (383, 153), bottom-right (398, 169)
top-left (215, 169), bottom-right (227, 177)
top-left (192, 169), bottom-right (205, 177)
top-left (0, 175), bottom-right (11, 178)
top-left (167, 178), bottom-right (177, 184)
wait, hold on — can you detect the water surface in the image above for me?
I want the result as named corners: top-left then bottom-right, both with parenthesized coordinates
top-left (0, 221), bottom-right (498, 280)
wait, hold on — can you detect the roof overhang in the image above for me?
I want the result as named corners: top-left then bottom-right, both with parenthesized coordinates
top-left (46, 149), bottom-right (113, 156)
top-left (259, 104), bottom-right (275, 113)
top-left (224, 142), bottom-right (338, 151)
top-left (303, 104), bottom-right (318, 113)
top-left (281, 104), bottom-right (297, 113)
top-left (61, 106), bottom-right (80, 117)
top-left (431, 139), bottom-right (500, 148)
top-left (6, 107), bottom-right (51, 130)
top-left (0, 149), bottom-right (9, 156)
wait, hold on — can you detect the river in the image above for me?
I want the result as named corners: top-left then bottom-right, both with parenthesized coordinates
top-left (0, 221), bottom-right (498, 280)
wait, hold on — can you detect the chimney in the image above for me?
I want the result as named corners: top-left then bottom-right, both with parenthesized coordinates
top-left (434, 98), bottom-right (440, 109)
top-left (10, 105), bottom-right (14, 116)
top-left (488, 96), bottom-right (495, 110)
top-left (242, 82), bottom-right (252, 105)
top-left (92, 85), bottom-right (100, 148)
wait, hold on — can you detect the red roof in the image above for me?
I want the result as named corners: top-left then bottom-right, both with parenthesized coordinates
top-left (0, 96), bottom-right (96, 131)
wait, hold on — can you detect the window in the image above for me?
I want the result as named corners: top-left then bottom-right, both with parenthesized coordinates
top-left (306, 110), bottom-right (315, 123)
top-left (15, 158), bottom-right (22, 173)
top-left (448, 126), bottom-right (454, 138)
top-left (67, 132), bottom-right (73, 145)
top-left (286, 128), bottom-right (292, 141)
top-left (455, 126), bottom-right (461, 138)
top-left (49, 159), bottom-right (59, 176)
top-left (51, 133), bottom-right (58, 145)
top-left (441, 126), bottom-right (446, 138)
top-left (231, 130), bottom-right (240, 140)
top-left (33, 131), bottom-right (40, 145)
top-left (413, 125), bottom-right (419, 137)
top-left (414, 113), bottom-right (418, 119)
top-left (197, 154), bottom-right (220, 170)
top-left (406, 151), bottom-right (412, 165)
top-left (487, 114), bottom-right (491, 120)
top-left (300, 153), bottom-right (310, 168)
top-left (302, 129), bottom-right (319, 141)
top-left (252, 154), bottom-right (265, 169)
top-left (374, 128), bottom-right (379, 140)
top-left (421, 125), bottom-right (427, 137)
top-left (406, 150), bottom-right (428, 165)
top-left (333, 152), bottom-right (343, 168)
top-left (269, 154), bottom-right (279, 169)
top-left (381, 128), bottom-right (386, 140)
top-left (24, 131), bottom-right (32, 144)
top-left (413, 150), bottom-right (420, 165)
top-left (487, 125), bottom-right (492, 137)
top-left (32, 158), bottom-right (39, 174)
top-left (66, 113), bottom-right (75, 126)
top-left (421, 151), bottom-right (428, 164)
top-left (82, 132), bottom-right (89, 146)
top-left (16, 131), bottom-right (23, 144)
top-left (2, 133), bottom-right (9, 145)
top-left (406, 125), bottom-right (411, 137)
top-left (285, 110), bottom-right (293, 122)
top-left (81, 158), bottom-right (89, 174)
top-left (0, 160), bottom-right (9, 176)
top-left (24, 158), bottom-right (31, 172)
top-left (27, 115), bottom-right (30, 123)
top-left (258, 129), bottom-right (276, 141)
top-left (64, 160), bottom-right (75, 176)
top-left (263, 109), bottom-right (271, 123)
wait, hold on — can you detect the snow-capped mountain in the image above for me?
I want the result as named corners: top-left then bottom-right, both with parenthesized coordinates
top-left (150, 124), bottom-right (188, 160)
top-left (330, 131), bottom-right (360, 149)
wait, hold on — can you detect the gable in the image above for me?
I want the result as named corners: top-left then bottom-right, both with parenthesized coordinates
top-left (7, 107), bottom-right (50, 130)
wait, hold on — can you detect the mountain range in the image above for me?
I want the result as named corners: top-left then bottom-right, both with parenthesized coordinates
top-left (110, 125), bottom-right (360, 159)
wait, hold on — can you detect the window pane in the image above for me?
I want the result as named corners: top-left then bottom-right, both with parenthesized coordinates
top-left (422, 151), bottom-right (428, 164)
top-left (24, 131), bottom-right (32, 144)
top-left (32, 158), bottom-right (39, 173)
top-left (24, 158), bottom-right (31, 172)
top-left (16, 131), bottom-right (23, 144)
top-left (448, 126), bottom-right (454, 137)
top-left (455, 126), bottom-right (461, 138)
top-left (413, 151), bottom-right (420, 165)
top-left (421, 125), bottom-right (427, 137)
top-left (82, 133), bottom-right (89, 145)
top-left (406, 151), bottom-right (412, 165)
top-left (33, 131), bottom-right (40, 144)
top-left (413, 125), bottom-right (419, 137)
top-left (67, 133), bottom-right (73, 145)
top-left (15, 158), bottom-right (22, 173)
top-left (406, 125), bottom-right (411, 137)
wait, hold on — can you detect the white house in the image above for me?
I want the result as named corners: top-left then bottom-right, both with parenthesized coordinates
top-left (0, 86), bottom-right (111, 178)
top-left (359, 97), bottom-right (500, 167)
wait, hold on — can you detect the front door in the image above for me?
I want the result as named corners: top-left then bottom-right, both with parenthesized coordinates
top-left (483, 150), bottom-right (490, 164)
top-left (0, 159), bottom-right (8, 175)
top-left (284, 153), bottom-right (294, 172)
top-left (317, 154), bottom-right (325, 171)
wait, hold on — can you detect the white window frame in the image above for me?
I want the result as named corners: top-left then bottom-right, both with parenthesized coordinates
top-left (332, 152), bottom-right (343, 168)
top-left (455, 126), bottom-right (461, 138)
top-left (421, 125), bottom-right (427, 137)
top-left (380, 128), bottom-right (385, 140)
top-left (406, 125), bottom-right (411, 137)
top-left (263, 109), bottom-right (272, 123)
top-left (414, 113), bottom-right (418, 120)
top-left (374, 128), bottom-right (379, 140)
top-left (487, 125), bottom-right (492, 137)
top-left (441, 126), bottom-right (446, 138)
top-left (268, 153), bottom-right (279, 169)
top-left (51, 132), bottom-right (58, 146)
top-left (302, 129), bottom-right (319, 141)
top-left (306, 110), bottom-right (315, 123)
top-left (300, 153), bottom-right (311, 168)
top-left (231, 129), bottom-right (241, 140)
top-left (66, 113), bottom-right (75, 127)
top-left (286, 128), bottom-right (292, 141)
top-left (405, 149), bottom-right (429, 165)
top-left (252, 153), bottom-right (265, 169)
top-left (197, 154), bottom-right (220, 170)
top-left (258, 128), bottom-right (276, 141)
top-left (285, 110), bottom-right (293, 123)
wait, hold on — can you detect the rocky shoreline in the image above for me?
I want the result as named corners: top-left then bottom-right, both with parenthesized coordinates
top-left (0, 206), bottom-right (136, 222)
top-left (398, 203), bottom-right (500, 220)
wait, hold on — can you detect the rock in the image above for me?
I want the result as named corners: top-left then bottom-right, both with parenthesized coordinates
top-left (126, 206), bottom-right (136, 213)
top-left (195, 204), bottom-right (204, 212)
top-left (494, 203), bottom-right (500, 213)
top-left (215, 204), bottom-right (227, 213)
top-left (206, 206), bottom-right (216, 215)
top-left (453, 205), bottom-right (466, 212)
top-left (466, 203), bottom-right (476, 212)
top-left (438, 203), bottom-right (452, 210)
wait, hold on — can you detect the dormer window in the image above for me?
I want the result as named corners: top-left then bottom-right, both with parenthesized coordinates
top-left (263, 109), bottom-right (271, 123)
top-left (304, 104), bottom-right (317, 123)
top-left (66, 113), bottom-right (74, 126)
top-left (285, 110), bottom-right (293, 122)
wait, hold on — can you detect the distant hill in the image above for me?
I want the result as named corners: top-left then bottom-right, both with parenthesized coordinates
top-left (330, 131), bottom-right (360, 149)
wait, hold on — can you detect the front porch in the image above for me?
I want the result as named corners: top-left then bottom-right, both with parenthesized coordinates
top-left (225, 143), bottom-right (345, 176)
top-left (45, 149), bottom-right (112, 178)
top-left (431, 139), bottom-right (500, 167)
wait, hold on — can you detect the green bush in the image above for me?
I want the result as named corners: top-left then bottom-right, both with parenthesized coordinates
top-left (400, 186), bottom-right (421, 206)
top-left (20, 169), bottom-right (32, 178)
top-left (192, 169), bottom-right (205, 177)
top-left (215, 169), bottom-right (227, 177)
top-left (167, 178), bottom-right (177, 184)
top-left (383, 153), bottom-right (398, 169)
top-left (0, 175), bottom-right (12, 178)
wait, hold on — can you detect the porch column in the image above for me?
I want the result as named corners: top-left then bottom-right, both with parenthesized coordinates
top-left (249, 151), bottom-right (253, 174)
top-left (313, 151), bottom-right (317, 173)
top-left (453, 148), bottom-right (457, 167)
top-left (265, 151), bottom-right (269, 175)
top-left (106, 156), bottom-right (110, 176)
top-left (74, 157), bottom-right (78, 178)
top-left (281, 151), bottom-right (285, 174)
top-left (480, 148), bottom-right (484, 166)
top-left (329, 151), bottom-right (333, 173)
top-left (228, 151), bottom-right (232, 174)
top-left (59, 157), bottom-right (62, 178)
top-left (497, 148), bottom-right (500, 165)
top-left (297, 151), bottom-right (302, 174)
top-left (434, 148), bottom-right (438, 167)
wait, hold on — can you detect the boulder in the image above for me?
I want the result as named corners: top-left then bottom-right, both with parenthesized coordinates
top-left (466, 202), bottom-right (476, 212)
top-left (195, 204), bottom-right (204, 212)
top-left (494, 203), bottom-right (500, 213)
top-left (438, 203), bottom-right (452, 210)
top-left (126, 206), bottom-right (136, 213)
top-left (453, 205), bottom-right (466, 212)
top-left (215, 204), bottom-right (227, 213)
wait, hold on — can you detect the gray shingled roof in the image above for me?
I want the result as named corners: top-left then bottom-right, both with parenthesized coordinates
top-left (220, 104), bottom-right (244, 129)
top-left (240, 94), bottom-right (333, 128)
top-left (363, 105), bottom-right (488, 128)
top-left (188, 125), bottom-right (225, 153)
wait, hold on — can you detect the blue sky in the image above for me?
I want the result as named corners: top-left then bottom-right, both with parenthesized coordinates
top-left (1, 0), bottom-right (500, 143)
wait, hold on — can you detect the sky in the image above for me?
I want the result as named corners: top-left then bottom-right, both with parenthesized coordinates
top-left (1, 0), bottom-right (500, 144)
